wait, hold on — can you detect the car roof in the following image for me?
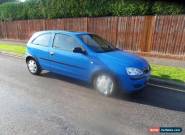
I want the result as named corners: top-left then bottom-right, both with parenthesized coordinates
top-left (34, 30), bottom-right (89, 36)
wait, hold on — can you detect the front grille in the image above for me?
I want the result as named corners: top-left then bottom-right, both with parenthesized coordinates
top-left (143, 66), bottom-right (151, 74)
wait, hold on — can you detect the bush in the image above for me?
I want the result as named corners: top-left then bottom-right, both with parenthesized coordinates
top-left (0, 0), bottom-right (184, 21)
top-left (152, 1), bottom-right (185, 15)
top-left (0, 2), bottom-right (17, 21)
top-left (110, 0), bottom-right (149, 16)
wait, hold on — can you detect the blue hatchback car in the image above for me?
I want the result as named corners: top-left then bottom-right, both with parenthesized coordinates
top-left (26, 30), bottom-right (151, 96)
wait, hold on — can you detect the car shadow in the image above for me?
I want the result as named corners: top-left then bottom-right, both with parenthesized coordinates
top-left (40, 71), bottom-right (91, 88)
top-left (41, 72), bottom-right (185, 112)
top-left (117, 86), bottom-right (185, 112)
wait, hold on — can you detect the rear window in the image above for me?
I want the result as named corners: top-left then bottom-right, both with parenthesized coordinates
top-left (32, 33), bottom-right (51, 47)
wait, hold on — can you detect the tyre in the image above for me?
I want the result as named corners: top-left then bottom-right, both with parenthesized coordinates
top-left (26, 58), bottom-right (41, 75)
top-left (93, 73), bottom-right (117, 96)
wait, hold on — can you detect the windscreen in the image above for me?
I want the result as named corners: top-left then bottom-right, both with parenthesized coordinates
top-left (79, 34), bottom-right (117, 53)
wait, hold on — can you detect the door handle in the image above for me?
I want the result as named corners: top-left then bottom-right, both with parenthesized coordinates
top-left (49, 51), bottom-right (55, 55)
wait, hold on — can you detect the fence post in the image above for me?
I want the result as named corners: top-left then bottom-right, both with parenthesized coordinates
top-left (16, 21), bottom-right (19, 40)
top-left (87, 17), bottom-right (89, 32)
top-left (5, 22), bottom-right (8, 39)
top-left (115, 16), bottom-right (119, 48)
top-left (141, 16), bottom-right (156, 52)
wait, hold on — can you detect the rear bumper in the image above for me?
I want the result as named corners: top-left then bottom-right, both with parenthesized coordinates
top-left (118, 72), bottom-right (151, 93)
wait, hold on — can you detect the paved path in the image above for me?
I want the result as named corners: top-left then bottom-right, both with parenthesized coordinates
top-left (145, 56), bottom-right (185, 68)
top-left (0, 54), bottom-right (184, 135)
top-left (0, 39), bottom-right (26, 45)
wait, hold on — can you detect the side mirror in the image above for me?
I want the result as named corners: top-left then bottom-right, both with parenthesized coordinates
top-left (73, 47), bottom-right (87, 55)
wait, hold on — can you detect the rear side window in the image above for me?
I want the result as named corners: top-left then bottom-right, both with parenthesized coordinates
top-left (53, 34), bottom-right (81, 51)
top-left (32, 33), bottom-right (51, 47)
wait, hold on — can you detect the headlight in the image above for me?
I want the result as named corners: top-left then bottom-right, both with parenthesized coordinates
top-left (126, 67), bottom-right (143, 76)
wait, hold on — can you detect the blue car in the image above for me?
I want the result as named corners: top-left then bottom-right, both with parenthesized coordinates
top-left (26, 30), bottom-right (151, 96)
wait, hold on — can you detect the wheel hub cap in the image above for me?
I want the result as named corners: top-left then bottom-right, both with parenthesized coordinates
top-left (28, 60), bottom-right (37, 73)
top-left (96, 75), bottom-right (113, 95)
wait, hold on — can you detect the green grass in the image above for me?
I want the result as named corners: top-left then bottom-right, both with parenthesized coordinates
top-left (0, 43), bottom-right (26, 56)
top-left (0, 43), bottom-right (185, 83)
top-left (151, 64), bottom-right (185, 83)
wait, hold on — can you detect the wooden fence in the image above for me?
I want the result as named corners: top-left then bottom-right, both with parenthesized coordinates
top-left (0, 15), bottom-right (185, 59)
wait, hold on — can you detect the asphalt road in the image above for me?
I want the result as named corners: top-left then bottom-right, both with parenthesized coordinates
top-left (0, 54), bottom-right (185, 135)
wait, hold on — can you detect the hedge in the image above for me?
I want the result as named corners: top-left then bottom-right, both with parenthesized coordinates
top-left (0, 0), bottom-right (184, 21)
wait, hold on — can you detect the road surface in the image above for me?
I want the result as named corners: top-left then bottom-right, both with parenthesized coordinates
top-left (0, 54), bottom-right (185, 135)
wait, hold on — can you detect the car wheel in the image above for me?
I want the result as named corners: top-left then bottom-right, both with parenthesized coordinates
top-left (93, 73), bottom-right (117, 96)
top-left (27, 58), bottom-right (41, 75)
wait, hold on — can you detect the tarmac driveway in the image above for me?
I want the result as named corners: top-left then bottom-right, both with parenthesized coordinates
top-left (0, 54), bottom-right (185, 135)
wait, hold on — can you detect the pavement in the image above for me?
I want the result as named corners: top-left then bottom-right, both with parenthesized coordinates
top-left (144, 56), bottom-right (185, 68)
top-left (0, 54), bottom-right (185, 135)
top-left (0, 39), bottom-right (26, 45)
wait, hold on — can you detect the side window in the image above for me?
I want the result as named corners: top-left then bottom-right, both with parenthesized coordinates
top-left (32, 33), bottom-right (51, 47)
top-left (53, 34), bottom-right (81, 52)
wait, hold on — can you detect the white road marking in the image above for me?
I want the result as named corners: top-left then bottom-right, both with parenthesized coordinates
top-left (148, 83), bottom-right (185, 93)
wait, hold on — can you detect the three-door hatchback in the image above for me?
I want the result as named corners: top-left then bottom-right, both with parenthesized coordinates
top-left (26, 30), bottom-right (151, 96)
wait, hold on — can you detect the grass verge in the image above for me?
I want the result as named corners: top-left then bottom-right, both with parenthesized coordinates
top-left (0, 43), bottom-right (185, 83)
top-left (151, 64), bottom-right (185, 83)
top-left (0, 43), bottom-right (25, 56)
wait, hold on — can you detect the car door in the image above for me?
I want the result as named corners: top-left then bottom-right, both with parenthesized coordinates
top-left (48, 33), bottom-right (91, 81)
top-left (29, 32), bottom-right (52, 70)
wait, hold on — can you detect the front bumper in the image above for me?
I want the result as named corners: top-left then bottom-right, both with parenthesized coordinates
top-left (118, 72), bottom-right (151, 93)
